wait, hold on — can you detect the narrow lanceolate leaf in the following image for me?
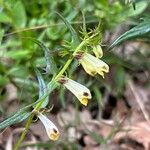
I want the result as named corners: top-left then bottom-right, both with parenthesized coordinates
top-left (56, 12), bottom-right (80, 48)
top-left (35, 69), bottom-right (49, 108)
top-left (0, 80), bottom-right (58, 130)
top-left (109, 17), bottom-right (150, 49)
top-left (0, 110), bottom-right (31, 130)
top-left (20, 80), bottom-right (58, 109)
top-left (33, 80), bottom-right (58, 108)
top-left (27, 38), bottom-right (58, 75)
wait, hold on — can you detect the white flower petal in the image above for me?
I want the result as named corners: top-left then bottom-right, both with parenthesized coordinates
top-left (37, 112), bottom-right (59, 141)
top-left (58, 77), bottom-right (91, 106)
top-left (79, 59), bottom-right (97, 76)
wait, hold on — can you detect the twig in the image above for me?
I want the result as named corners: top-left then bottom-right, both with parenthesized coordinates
top-left (4, 20), bottom-right (98, 37)
top-left (128, 80), bottom-right (150, 124)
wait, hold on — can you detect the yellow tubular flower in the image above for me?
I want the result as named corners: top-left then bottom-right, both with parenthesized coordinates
top-left (58, 76), bottom-right (91, 106)
top-left (92, 45), bottom-right (103, 58)
top-left (75, 52), bottom-right (109, 78)
top-left (37, 112), bottom-right (59, 141)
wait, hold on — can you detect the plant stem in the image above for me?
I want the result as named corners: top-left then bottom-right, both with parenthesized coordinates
top-left (13, 114), bottom-right (34, 150)
top-left (13, 40), bottom-right (86, 150)
top-left (54, 40), bottom-right (85, 80)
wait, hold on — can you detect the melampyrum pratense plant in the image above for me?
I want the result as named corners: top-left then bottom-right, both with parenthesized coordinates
top-left (0, 13), bottom-right (109, 150)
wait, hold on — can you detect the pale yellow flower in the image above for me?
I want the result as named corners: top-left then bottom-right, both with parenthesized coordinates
top-left (37, 112), bottom-right (59, 141)
top-left (92, 45), bottom-right (103, 58)
top-left (75, 52), bottom-right (109, 78)
top-left (58, 76), bottom-right (91, 106)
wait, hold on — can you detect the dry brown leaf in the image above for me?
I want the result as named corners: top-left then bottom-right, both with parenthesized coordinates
top-left (67, 127), bottom-right (80, 142)
top-left (5, 128), bottom-right (24, 150)
top-left (83, 145), bottom-right (101, 150)
top-left (83, 134), bottom-right (97, 146)
top-left (114, 121), bottom-right (150, 150)
top-left (5, 84), bottom-right (17, 102)
top-left (125, 81), bottom-right (150, 123)
top-left (0, 127), bottom-right (11, 143)
top-left (57, 105), bottom-right (76, 127)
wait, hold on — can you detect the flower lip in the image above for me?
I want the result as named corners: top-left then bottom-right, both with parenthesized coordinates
top-left (80, 98), bottom-right (88, 106)
top-left (49, 128), bottom-right (59, 141)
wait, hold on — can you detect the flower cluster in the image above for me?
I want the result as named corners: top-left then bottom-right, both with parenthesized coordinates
top-left (57, 46), bottom-right (109, 106)
top-left (37, 45), bottom-right (109, 141)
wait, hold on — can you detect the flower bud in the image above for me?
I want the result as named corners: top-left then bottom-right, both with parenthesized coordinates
top-left (92, 45), bottom-right (103, 58)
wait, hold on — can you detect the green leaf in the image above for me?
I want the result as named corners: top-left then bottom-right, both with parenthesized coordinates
top-left (27, 38), bottom-right (58, 76)
top-left (4, 50), bottom-right (31, 60)
top-left (8, 65), bottom-right (29, 78)
top-left (126, 1), bottom-right (148, 17)
top-left (23, 80), bottom-right (58, 109)
top-left (0, 80), bottom-right (58, 130)
top-left (15, 80), bottom-right (58, 109)
top-left (14, 78), bottom-right (38, 91)
top-left (32, 80), bottom-right (58, 108)
top-left (11, 1), bottom-right (27, 28)
top-left (93, 86), bottom-right (103, 107)
top-left (0, 12), bottom-right (11, 23)
top-left (109, 17), bottom-right (150, 49)
top-left (0, 75), bottom-right (9, 87)
top-left (35, 69), bottom-right (49, 108)
top-left (0, 110), bottom-right (31, 130)
top-left (114, 67), bottom-right (125, 96)
top-left (56, 12), bottom-right (80, 48)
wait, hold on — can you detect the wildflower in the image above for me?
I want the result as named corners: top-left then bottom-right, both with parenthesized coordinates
top-left (74, 52), bottom-right (109, 78)
top-left (92, 45), bottom-right (103, 58)
top-left (36, 111), bottom-right (59, 141)
top-left (58, 76), bottom-right (91, 106)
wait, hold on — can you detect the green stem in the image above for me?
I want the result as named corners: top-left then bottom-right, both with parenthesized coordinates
top-left (54, 40), bottom-right (86, 80)
top-left (54, 57), bottom-right (73, 80)
top-left (13, 114), bottom-right (34, 150)
top-left (13, 40), bottom-right (86, 150)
